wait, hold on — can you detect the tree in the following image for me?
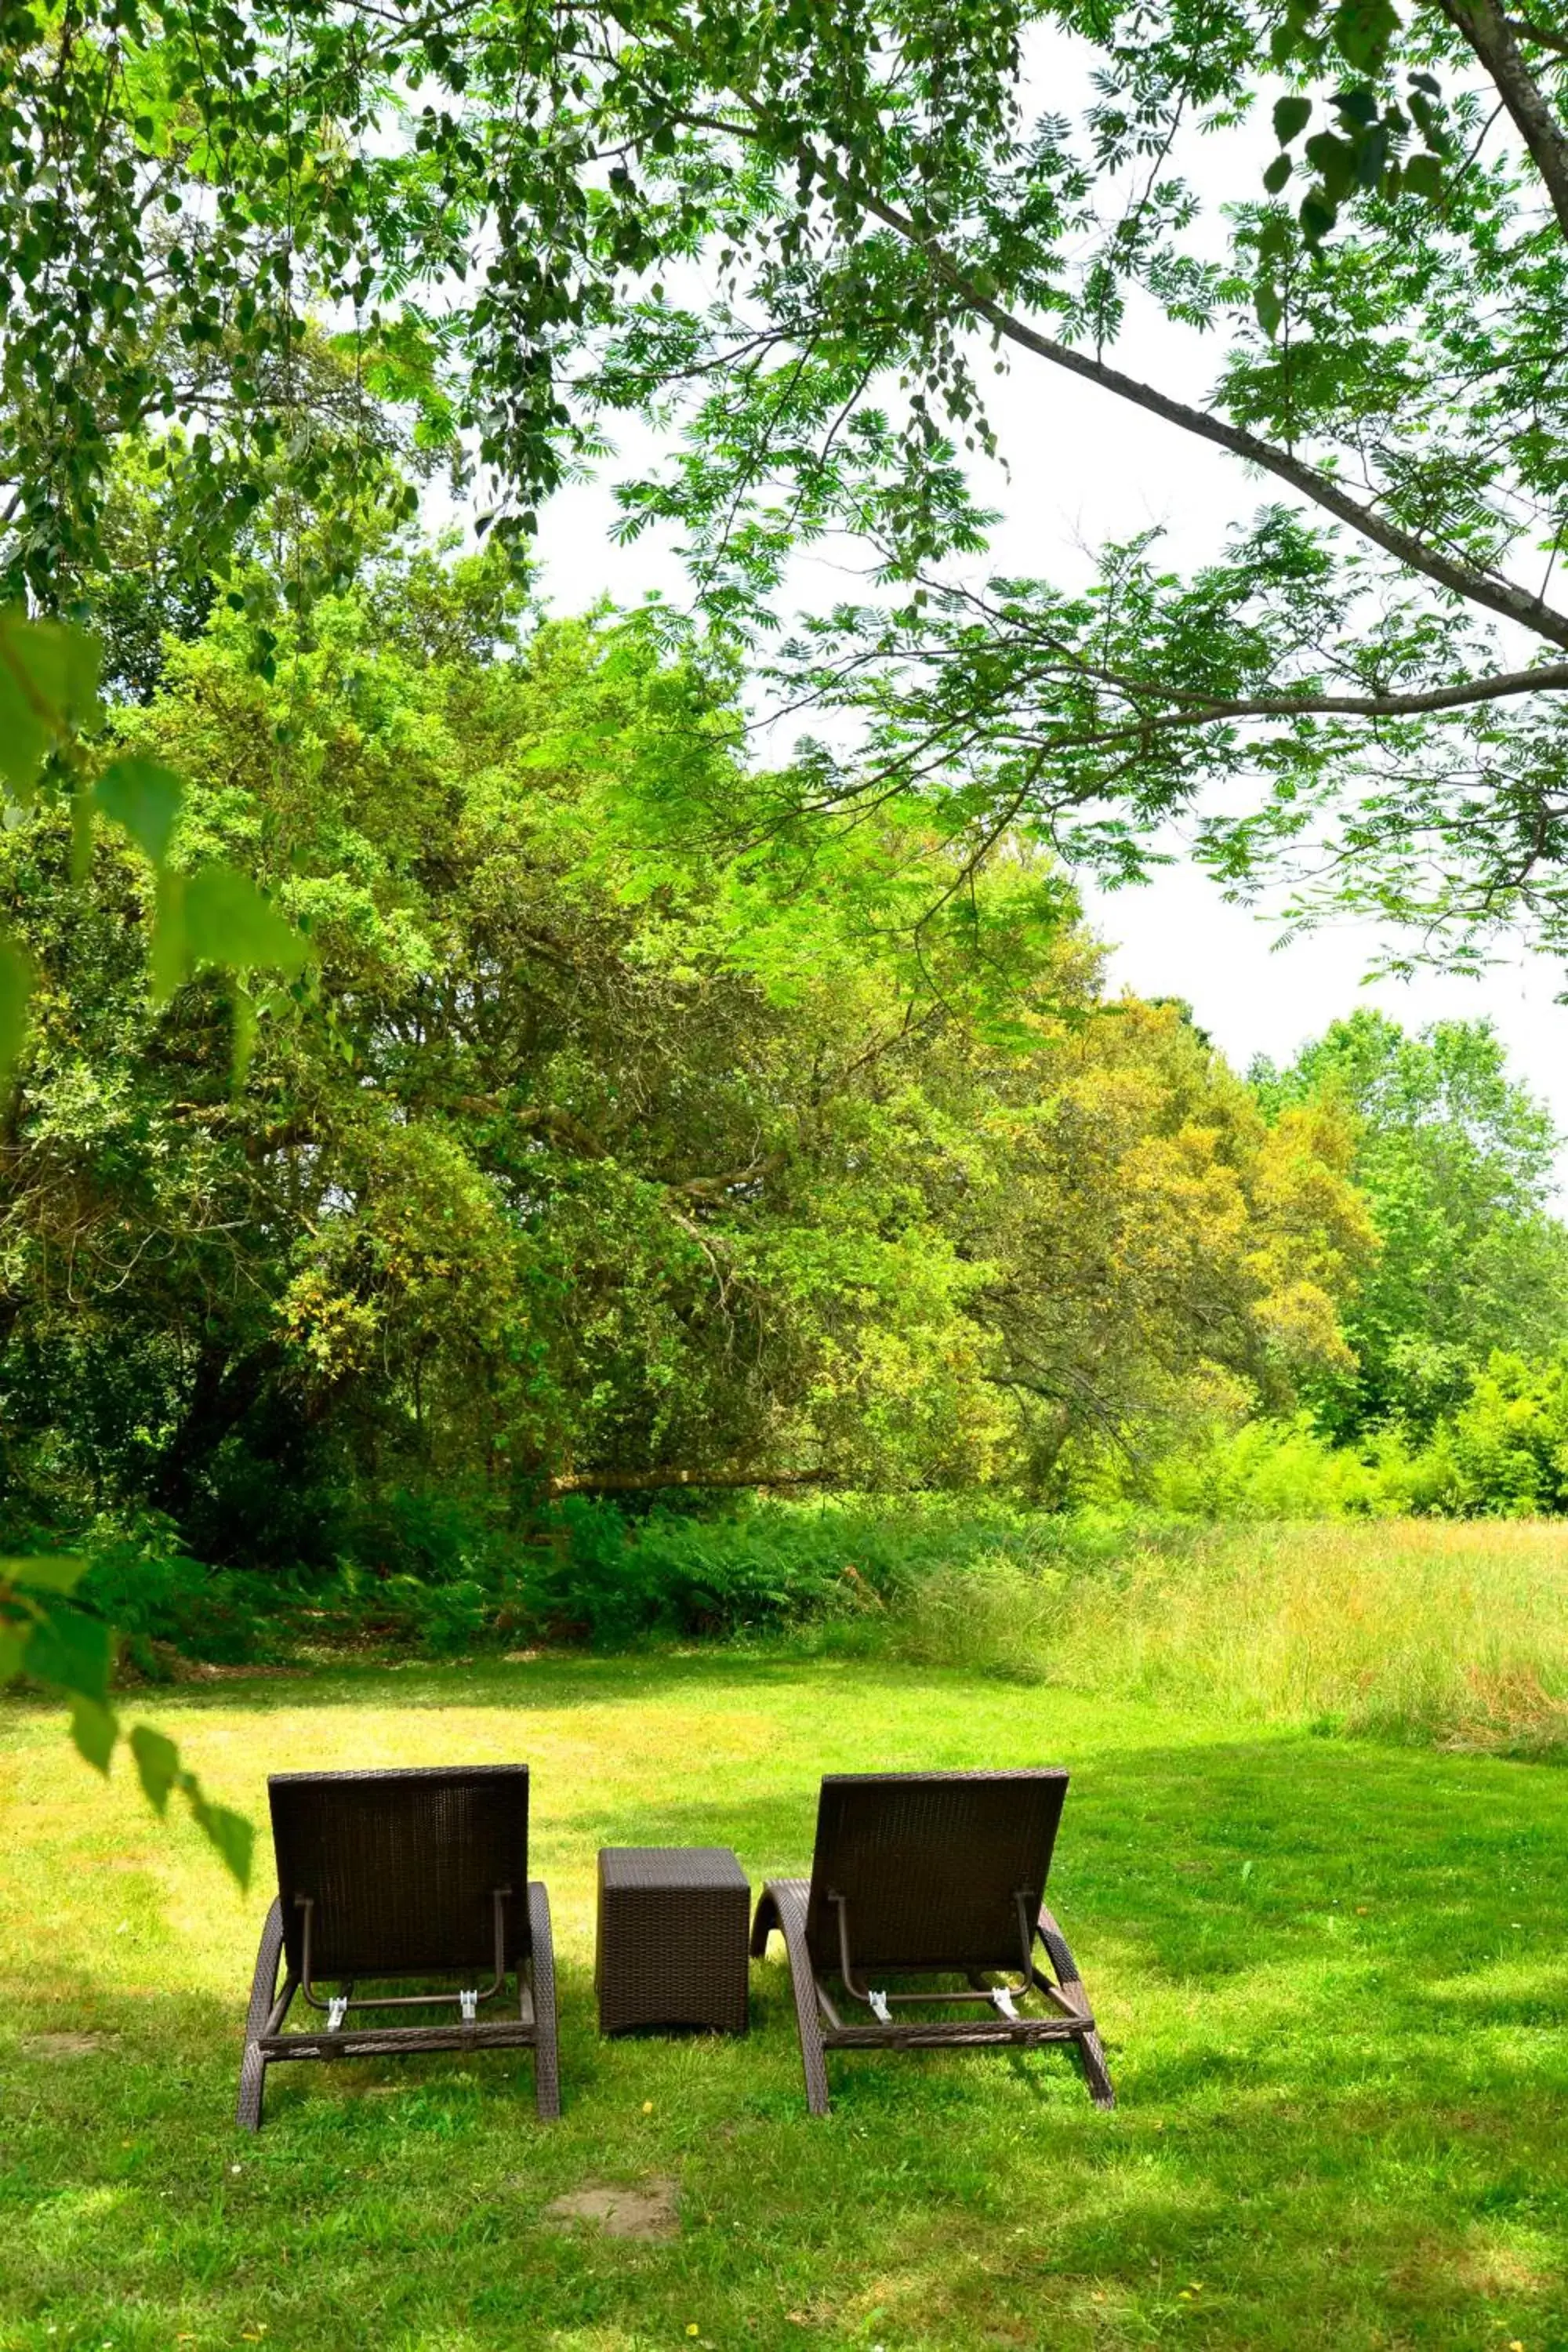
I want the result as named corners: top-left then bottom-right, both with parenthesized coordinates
top-left (0, 542), bottom-right (1370, 1539)
top-left (12, 0), bottom-right (1568, 953)
top-left (0, 567), bottom-right (307, 1887)
top-left (1254, 1011), bottom-right (1568, 1432)
top-left (603, 0), bottom-right (1568, 964)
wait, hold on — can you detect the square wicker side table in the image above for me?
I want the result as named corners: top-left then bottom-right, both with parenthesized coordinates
top-left (596, 1846), bottom-right (750, 2034)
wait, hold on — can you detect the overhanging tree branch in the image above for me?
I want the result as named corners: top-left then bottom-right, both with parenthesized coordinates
top-left (1502, 12), bottom-right (1568, 55)
top-left (978, 655), bottom-right (1568, 730)
top-left (845, 181), bottom-right (1568, 655)
top-left (1438, 0), bottom-right (1568, 239)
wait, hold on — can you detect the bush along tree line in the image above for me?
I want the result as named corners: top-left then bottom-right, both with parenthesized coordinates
top-left (2, 535), bottom-right (1568, 1674)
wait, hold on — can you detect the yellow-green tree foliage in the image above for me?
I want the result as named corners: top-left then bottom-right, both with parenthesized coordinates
top-left (0, 550), bottom-right (1372, 1554)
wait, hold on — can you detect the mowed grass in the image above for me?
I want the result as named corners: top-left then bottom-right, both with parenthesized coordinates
top-left (2, 1652), bottom-right (1566, 2352)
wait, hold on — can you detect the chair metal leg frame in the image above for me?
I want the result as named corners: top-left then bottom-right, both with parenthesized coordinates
top-left (237, 1886), bottom-right (563, 2129)
top-left (750, 1882), bottom-right (1115, 2117)
top-left (296, 1886), bottom-right (511, 2019)
top-left (750, 1879), bottom-right (831, 2116)
top-left (237, 1898), bottom-right (293, 2133)
top-left (1033, 1903), bottom-right (1116, 2110)
top-left (526, 1879), bottom-right (561, 2121)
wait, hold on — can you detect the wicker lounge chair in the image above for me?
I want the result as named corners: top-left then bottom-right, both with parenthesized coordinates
top-left (237, 1764), bottom-right (559, 2130)
top-left (750, 1768), bottom-right (1113, 2115)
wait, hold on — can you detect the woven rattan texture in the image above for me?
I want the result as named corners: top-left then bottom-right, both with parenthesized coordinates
top-left (601, 1847), bottom-right (749, 1892)
top-left (238, 1787), bottom-right (562, 2130)
top-left (269, 1765), bottom-right (531, 1976)
top-left (747, 1778), bottom-right (1114, 2117)
top-left (803, 1769), bottom-right (1069, 1973)
top-left (596, 1846), bottom-right (750, 2034)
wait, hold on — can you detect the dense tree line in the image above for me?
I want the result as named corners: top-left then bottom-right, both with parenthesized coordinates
top-left (1254, 1013), bottom-right (1568, 1439)
top-left (0, 542), bottom-right (1386, 1565)
top-left (7, 0), bottom-right (1568, 1582)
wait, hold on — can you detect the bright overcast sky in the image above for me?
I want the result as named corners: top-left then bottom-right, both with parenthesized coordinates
top-left (519, 61), bottom-right (1568, 1167)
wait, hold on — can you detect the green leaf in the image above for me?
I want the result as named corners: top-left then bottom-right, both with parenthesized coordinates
top-left (1305, 130), bottom-right (1356, 201)
top-left (4, 1555), bottom-right (85, 1594)
top-left (24, 1596), bottom-right (114, 1705)
top-left (93, 757), bottom-right (184, 871)
top-left (187, 1790), bottom-right (255, 1889)
top-left (1255, 280), bottom-right (1285, 339)
top-left (1258, 212), bottom-right (1293, 265)
top-left (1273, 96), bottom-right (1312, 145)
top-left (150, 871), bottom-right (187, 1004)
top-left (1354, 120), bottom-right (1390, 189)
top-left (152, 865), bottom-right (311, 1007)
top-left (183, 864), bottom-right (313, 978)
top-left (0, 934), bottom-right (35, 1081)
top-left (1263, 153), bottom-right (1293, 194)
top-left (1330, 0), bottom-right (1398, 72)
top-left (68, 1695), bottom-right (120, 1776)
top-left (1403, 151), bottom-right (1443, 201)
top-left (129, 1723), bottom-right (182, 1816)
top-left (1299, 191), bottom-right (1339, 245)
top-left (1333, 85), bottom-right (1377, 127)
top-left (0, 612), bottom-right (101, 799)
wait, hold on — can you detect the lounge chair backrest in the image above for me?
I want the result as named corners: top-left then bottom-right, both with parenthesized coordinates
top-left (269, 1765), bottom-right (531, 1978)
top-left (804, 1769), bottom-right (1069, 1973)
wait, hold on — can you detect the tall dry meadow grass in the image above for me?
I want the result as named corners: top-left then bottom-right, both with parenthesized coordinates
top-left (891, 1519), bottom-right (1568, 1752)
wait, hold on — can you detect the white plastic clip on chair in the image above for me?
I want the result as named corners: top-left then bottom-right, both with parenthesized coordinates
top-left (868, 1988), bottom-right (891, 2024)
top-left (459, 1989), bottom-right (479, 2023)
top-left (326, 1995), bottom-right (349, 2034)
top-left (989, 1986), bottom-right (1020, 2022)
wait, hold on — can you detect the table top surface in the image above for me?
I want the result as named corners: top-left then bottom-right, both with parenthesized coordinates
top-left (598, 1845), bottom-right (750, 1890)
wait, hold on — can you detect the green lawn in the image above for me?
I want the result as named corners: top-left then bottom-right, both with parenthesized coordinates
top-left (2, 1653), bottom-right (1565, 2350)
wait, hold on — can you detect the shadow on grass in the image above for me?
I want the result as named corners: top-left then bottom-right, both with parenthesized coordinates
top-left (78, 1646), bottom-right (927, 1717)
top-left (32, 1726), bottom-right (1568, 2088)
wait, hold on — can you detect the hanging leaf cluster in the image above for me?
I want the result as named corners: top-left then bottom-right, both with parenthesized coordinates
top-left (0, 1556), bottom-right (252, 1882)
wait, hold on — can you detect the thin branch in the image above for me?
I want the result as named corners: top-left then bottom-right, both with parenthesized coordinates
top-left (848, 180), bottom-right (1568, 654)
top-left (1052, 655), bottom-right (1568, 727)
top-left (1502, 13), bottom-right (1568, 55)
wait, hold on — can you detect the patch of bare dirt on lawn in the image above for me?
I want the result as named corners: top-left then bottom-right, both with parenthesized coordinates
top-left (541, 2179), bottom-right (681, 2241)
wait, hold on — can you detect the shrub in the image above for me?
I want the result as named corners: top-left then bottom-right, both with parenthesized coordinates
top-left (78, 1515), bottom-right (274, 1669)
top-left (511, 1492), bottom-right (1079, 1646)
top-left (1144, 1414), bottom-right (1388, 1519)
top-left (517, 1496), bottom-right (893, 1643)
top-left (331, 1487), bottom-right (512, 1655)
top-left (1123, 1359), bottom-right (1568, 1523)
top-left (1434, 1353), bottom-right (1568, 1515)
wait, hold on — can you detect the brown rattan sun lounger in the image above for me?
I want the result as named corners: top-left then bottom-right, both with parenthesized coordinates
top-left (750, 1768), bottom-right (1113, 2116)
top-left (237, 1764), bottom-right (559, 2130)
